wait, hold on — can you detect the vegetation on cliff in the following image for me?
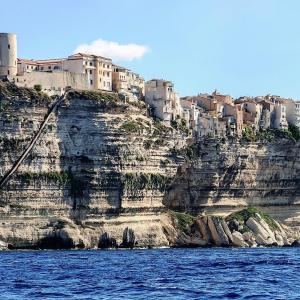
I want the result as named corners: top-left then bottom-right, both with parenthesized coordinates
top-left (242, 126), bottom-right (296, 142)
top-left (226, 206), bottom-right (279, 230)
top-left (288, 123), bottom-right (300, 141)
top-left (67, 90), bottom-right (118, 102)
top-left (0, 81), bottom-right (51, 105)
top-left (122, 173), bottom-right (172, 193)
top-left (16, 171), bottom-right (71, 185)
top-left (170, 211), bottom-right (196, 234)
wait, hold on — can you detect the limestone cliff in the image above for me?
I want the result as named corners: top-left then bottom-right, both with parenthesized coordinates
top-left (165, 138), bottom-right (300, 227)
top-left (0, 83), bottom-right (183, 248)
top-left (1, 81), bottom-right (300, 249)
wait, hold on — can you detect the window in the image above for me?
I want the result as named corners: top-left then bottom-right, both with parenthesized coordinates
top-left (89, 70), bottom-right (92, 74)
top-left (107, 72), bottom-right (110, 77)
top-left (8, 44), bottom-right (10, 49)
top-left (90, 62), bottom-right (92, 66)
top-left (27, 66), bottom-right (29, 69)
top-left (104, 81), bottom-right (106, 87)
top-left (90, 79), bottom-right (93, 85)
top-left (41, 67), bottom-right (44, 70)
top-left (7, 70), bottom-right (10, 75)
top-left (48, 66), bottom-right (51, 70)
top-left (85, 70), bottom-right (87, 74)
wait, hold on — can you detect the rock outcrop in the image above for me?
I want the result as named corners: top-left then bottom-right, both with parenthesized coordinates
top-left (166, 207), bottom-right (298, 247)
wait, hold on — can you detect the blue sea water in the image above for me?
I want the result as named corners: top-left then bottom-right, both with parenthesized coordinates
top-left (0, 247), bottom-right (299, 299)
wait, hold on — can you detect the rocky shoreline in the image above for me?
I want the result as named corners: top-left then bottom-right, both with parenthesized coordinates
top-left (0, 207), bottom-right (298, 251)
top-left (164, 207), bottom-right (300, 248)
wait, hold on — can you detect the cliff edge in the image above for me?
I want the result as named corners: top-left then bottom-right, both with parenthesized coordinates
top-left (0, 82), bottom-right (300, 249)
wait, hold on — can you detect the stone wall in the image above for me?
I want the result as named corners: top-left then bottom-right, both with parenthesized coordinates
top-left (10, 71), bottom-right (89, 95)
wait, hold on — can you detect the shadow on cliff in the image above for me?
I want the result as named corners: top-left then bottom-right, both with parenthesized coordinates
top-left (56, 98), bottom-right (123, 223)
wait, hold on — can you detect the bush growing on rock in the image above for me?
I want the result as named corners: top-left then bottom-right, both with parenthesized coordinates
top-left (226, 206), bottom-right (279, 230)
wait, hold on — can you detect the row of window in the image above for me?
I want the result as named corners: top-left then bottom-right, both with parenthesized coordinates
top-left (89, 80), bottom-right (111, 88)
top-left (85, 69), bottom-right (110, 76)
top-left (84, 61), bottom-right (111, 69)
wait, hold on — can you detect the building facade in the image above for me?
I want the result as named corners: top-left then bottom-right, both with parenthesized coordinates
top-left (63, 53), bottom-right (112, 91)
top-left (145, 79), bottom-right (181, 125)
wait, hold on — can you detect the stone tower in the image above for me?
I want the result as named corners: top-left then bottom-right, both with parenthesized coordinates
top-left (0, 33), bottom-right (17, 77)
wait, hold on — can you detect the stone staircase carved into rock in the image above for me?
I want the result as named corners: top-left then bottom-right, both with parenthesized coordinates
top-left (0, 93), bottom-right (67, 189)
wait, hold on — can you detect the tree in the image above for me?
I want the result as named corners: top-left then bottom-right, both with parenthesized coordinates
top-left (288, 123), bottom-right (300, 141)
top-left (33, 84), bottom-right (42, 92)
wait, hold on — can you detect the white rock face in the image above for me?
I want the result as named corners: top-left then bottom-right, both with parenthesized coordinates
top-left (232, 231), bottom-right (248, 247)
top-left (0, 92), bottom-right (184, 249)
top-left (1, 84), bottom-right (300, 249)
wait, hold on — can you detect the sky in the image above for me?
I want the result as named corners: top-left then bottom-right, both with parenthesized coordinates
top-left (1, 0), bottom-right (300, 99)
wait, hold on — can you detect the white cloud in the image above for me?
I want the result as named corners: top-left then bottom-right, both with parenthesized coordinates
top-left (73, 38), bottom-right (149, 61)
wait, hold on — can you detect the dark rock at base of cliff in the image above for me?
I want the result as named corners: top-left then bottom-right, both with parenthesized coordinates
top-left (291, 239), bottom-right (300, 247)
top-left (98, 232), bottom-right (117, 249)
top-left (121, 227), bottom-right (135, 248)
top-left (38, 231), bottom-right (75, 250)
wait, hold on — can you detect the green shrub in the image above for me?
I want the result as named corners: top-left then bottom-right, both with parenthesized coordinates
top-left (17, 171), bottom-right (71, 185)
top-left (33, 84), bottom-right (42, 92)
top-left (0, 81), bottom-right (51, 104)
top-left (121, 120), bottom-right (141, 133)
top-left (153, 120), bottom-right (170, 135)
top-left (170, 211), bottom-right (196, 234)
top-left (243, 125), bottom-right (256, 142)
top-left (226, 206), bottom-right (279, 230)
top-left (122, 173), bottom-right (171, 193)
top-left (288, 123), bottom-right (300, 141)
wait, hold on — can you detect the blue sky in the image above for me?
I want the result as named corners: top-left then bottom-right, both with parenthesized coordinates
top-left (1, 0), bottom-right (300, 99)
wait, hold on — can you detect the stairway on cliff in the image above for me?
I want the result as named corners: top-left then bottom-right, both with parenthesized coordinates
top-left (0, 93), bottom-right (67, 189)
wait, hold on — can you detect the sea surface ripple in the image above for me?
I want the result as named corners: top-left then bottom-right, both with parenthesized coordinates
top-left (0, 247), bottom-right (299, 299)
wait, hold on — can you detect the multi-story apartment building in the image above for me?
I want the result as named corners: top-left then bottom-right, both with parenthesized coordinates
top-left (273, 102), bottom-right (288, 130)
top-left (112, 64), bottom-right (144, 98)
top-left (145, 79), bottom-right (181, 125)
top-left (284, 99), bottom-right (300, 127)
top-left (63, 53), bottom-right (112, 91)
top-left (235, 98), bottom-right (263, 130)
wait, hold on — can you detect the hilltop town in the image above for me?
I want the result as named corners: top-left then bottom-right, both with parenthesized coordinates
top-left (1, 32), bottom-right (300, 140)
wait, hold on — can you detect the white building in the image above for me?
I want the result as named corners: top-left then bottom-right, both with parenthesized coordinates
top-left (145, 79), bottom-right (181, 125)
top-left (285, 99), bottom-right (300, 128)
top-left (273, 102), bottom-right (288, 130)
top-left (63, 53), bottom-right (112, 91)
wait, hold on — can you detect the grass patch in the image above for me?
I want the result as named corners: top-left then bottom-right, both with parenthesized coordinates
top-left (153, 120), bottom-right (171, 135)
top-left (226, 206), bottom-right (279, 230)
top-left (67, 90), bottom-right (118, 102)
top-left (121, 120), bottom-right (141, 133)
top-left (17, 171), bottom-right (71, 185)
top-left (170, 211), bottom-right (196, 234)
top-left (122, 173), bottom-right (172, 193)
top-left (0, 81), bottom-right (51, 105)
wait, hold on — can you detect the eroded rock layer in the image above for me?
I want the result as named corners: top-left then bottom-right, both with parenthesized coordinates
top-left (0, 88), bottom-right (182, 248)
top-left (165, 139), bottom-right (300, 226)
top-left (1, 83), bottom-right (300, 249)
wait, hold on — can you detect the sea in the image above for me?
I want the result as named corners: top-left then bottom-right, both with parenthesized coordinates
top-left (0, 247), bottom-right (299, 299)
